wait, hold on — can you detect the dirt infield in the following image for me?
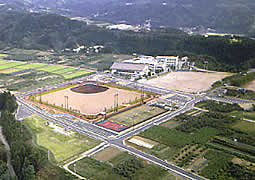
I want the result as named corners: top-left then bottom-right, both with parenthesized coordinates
top-left (244, 80), bottom-right (255, 91)
top-left (41, 85), bottom-right (141, 115)
top-left (142, 72), bottom-right (231, 93)
top-left (71, 84), bottom-right (109, 94)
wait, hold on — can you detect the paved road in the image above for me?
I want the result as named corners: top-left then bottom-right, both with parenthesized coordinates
top-left (15, 72), bottom-right (207, 180)
top-left (16, 95), bottom-right (205, 180)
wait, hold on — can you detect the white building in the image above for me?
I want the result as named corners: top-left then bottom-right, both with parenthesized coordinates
top-left (156, 56), bottom-right (179, 71)
top-left (110, 62), bottom-right (149, 77)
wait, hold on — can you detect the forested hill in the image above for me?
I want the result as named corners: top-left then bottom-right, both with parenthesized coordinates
top-left (1, 10), bottom-right (255, 72)
top-left (1, 0), bottom-right (255, 36)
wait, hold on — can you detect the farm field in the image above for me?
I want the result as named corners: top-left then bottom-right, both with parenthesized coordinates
top-left (108, 105), bottom-right (166, 126)
top-left (0, 54), bottom-right (8, 57)
top-left (141, 72), bottom-right (231, 93)
top-left (232, 120), bottom-right (255, 134)
top-left (38, 65), bottom-right (67, 72)
top-left (62, 70), bottom-right (91, 79)
top-left (93, 146), bottom-right (122, 162)
top-left (0, 61), bottom-right (26, 70)
top-left (24, 116), bottom-right (99, 162)
top-left (69, 150), bottom-right (184, 180)
top-left (244, 80), bottom-right (255, 91)
top-left (40, 83), bottom-right (141, 114)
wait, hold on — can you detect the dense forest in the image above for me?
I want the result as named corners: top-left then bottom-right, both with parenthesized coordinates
top-left (0, 92), bottom-right (74, 179)
top-left (1, 10), bottom-right (255, 72)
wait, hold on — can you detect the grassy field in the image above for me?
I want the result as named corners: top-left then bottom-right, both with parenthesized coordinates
top-left (16, 63), bottom-right (46, 70)
top-left (38, 65), bottom-right (67, 72)
top-left (108, 105), bottom-right (166, 126)
top-left (69, 150), bottom-right (184, 180)
top-left (0, 54), bottom-right (8, 57)
top-left (24, 116), bottom-right (99, 162)
top-left (233, 120), bottom-right (255, 135)
top-left (0, 61), bottom-right (26, 70)
top-left (141, 126), bottom-right (219, 148)
top-left (62, 70), bottom-right (91, 79)
top-left (52, 67), bottom-right (76, 74)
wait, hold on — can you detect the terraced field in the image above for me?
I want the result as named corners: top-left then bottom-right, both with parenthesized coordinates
top-left (0, 60), bottom-right (92, 80)
top-left (62, 70), bottom-right (91, 79)
top-left (38, 65), bottom-right (67, 72)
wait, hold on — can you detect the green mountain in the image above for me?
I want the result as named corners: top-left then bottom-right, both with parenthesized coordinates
top-left (1, 10), bottom-right (255, 72)
top-left (1, 0), bottom-right (255, 35)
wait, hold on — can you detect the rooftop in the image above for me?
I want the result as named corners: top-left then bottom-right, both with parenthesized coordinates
top-left (110, 62), bottom-right (147, 71)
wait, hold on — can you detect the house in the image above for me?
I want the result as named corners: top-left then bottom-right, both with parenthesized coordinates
top-left (110, 62), bottom-right (149, 77)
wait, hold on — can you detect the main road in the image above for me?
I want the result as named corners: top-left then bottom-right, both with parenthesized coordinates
top-left (16, 74), bottom-right (206, 180)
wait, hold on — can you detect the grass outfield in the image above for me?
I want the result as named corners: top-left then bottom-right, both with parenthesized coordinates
top-left (62, 70), bottom-right (91, 79)
top-left (108, 105), bottom-right (166, 127)
top-left (24, 116), bottom-right (99, 162)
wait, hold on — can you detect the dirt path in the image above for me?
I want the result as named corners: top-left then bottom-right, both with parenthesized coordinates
top-left (0, 126), bottom-right (16, 178)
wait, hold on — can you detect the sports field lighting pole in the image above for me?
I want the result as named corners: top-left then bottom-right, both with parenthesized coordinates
top-left (39, 89), bottom-right (42, 103)
top-left (141, 86), bottom-right (144, 104)
top-left (64, 95), bottom-right (69, 110)
top-left (116, 93), bottom-right (119, 112)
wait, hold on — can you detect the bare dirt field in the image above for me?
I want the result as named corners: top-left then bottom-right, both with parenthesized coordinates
top-left (244, 80), bottom-right (255, 91)
top-left (93, 146), bottom-right (122, 162)
top-left (41, 85), bottom-right (141, 114)
top-left (142, 72), bottom-right (231, 93)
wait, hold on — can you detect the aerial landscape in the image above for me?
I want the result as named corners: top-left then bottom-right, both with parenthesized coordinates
top-left (0, 0), bottom-right (255, 180)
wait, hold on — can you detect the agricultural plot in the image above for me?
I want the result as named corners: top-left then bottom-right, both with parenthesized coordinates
top-left (52, 67), bottom-right (77, 74)
top-left (0, 54), bottom-right (8, 57)
top-left (233, 120), bottom-right (255, 134)
top-left (16, 63), bottom-right (46, 70)
top-left (69, 150), bottom-right (180, 180)
top-left (108, 105), bottom-right (166, 127)
top-left (62, 70), bottom-right (91, 79)
top-left (24, 116), bottom-right (99, 162)
top-left (38, 65), bottom-right (66, 73)
top-left (0, 61), bottom-right (26, 70)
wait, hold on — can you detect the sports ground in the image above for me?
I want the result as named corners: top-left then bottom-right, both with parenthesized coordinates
top-left (40, 83), bottom-right (141, 115)
top-left (142, 72), bottom-right (231, 93)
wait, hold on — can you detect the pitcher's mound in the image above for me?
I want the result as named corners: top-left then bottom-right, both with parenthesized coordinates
top-left (71, 84), bottom-right (109, 94)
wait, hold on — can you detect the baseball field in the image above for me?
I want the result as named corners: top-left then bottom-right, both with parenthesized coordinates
top-left (40, 83), bottom-right (142, 115)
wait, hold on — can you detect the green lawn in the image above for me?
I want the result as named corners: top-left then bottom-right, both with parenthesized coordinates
top-left (24, 116), bottom-right (99, 162)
